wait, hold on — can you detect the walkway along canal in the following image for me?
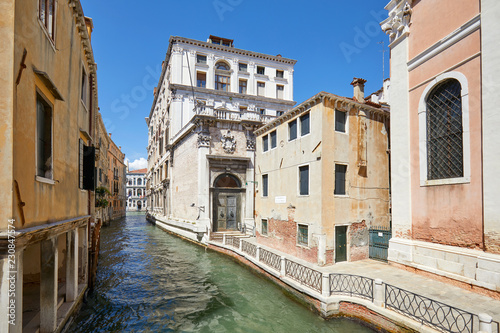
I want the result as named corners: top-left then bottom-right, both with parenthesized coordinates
top-left (67, 213), bottom-right (373, 332)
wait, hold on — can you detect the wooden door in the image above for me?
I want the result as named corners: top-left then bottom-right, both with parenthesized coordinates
top-left (335, 226), bottom-right (347, 262)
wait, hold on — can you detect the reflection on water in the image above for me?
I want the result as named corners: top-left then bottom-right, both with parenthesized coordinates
top-left (68, 214), bottom-right (374, 332)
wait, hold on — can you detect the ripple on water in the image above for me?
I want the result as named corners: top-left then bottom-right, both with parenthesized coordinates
top-left (68, 215), bottom-right (374, 333)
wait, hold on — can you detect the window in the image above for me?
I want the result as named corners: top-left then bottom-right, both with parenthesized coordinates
top-left (99, 168), bottom-right (102, 182)
top-left (197, 54), bottom-right (207, 64)
top-left (259, 108), bottom-right (266, 115)
top-left (262, 135), bottom-right (269, 152)
top-left (257, 82), bottom-right (265, 96)
top-left (81, 67), bottom-right (88, 107)
top-left (300, 113), bottom-right (310, 136)
top-left (257, 66), bottom-right (265, 75)
top-left (335, 110), bottom-right (346, 133)
top-left (137, 178), bottom-right (142, 186)
top-left (79, 139), bottom-right (95, 190)
top-left (197, 72), bottom-right (206, 88)
top-left (239, 63), bottom-right (247, 72)
top-left (262, 219), bottom-right (268, 236)
top-left (276, 70), bottom-right (284, 78)
top-left (270, 130), bottom-right (277, 149)
top-left (37, 92), bottom-right (53, 179)
top-left (216, 62), bottom-right (230, 70)
top-left (38, 0), bottom-right (55, 40)
top-left (215, 74), bottom-right (230, 91)
top-left (298, 225), bottom-right (308, 246)
top-left (239, 106), bottom-right (247, 113)
top-left (426, 79), bottom-right (463, 180)
top-left (262, 174), bottom-right (268, 197)
top-left (299, 165), bottom-right (309, 195)
top-left (289, 119), bottom-right (297, 141)
top-left (239, 79), bottom-right (247, 94)
top-left (276, 111), bottom-right (284, 117)
top-left (334, 164), bottom-right (347, 195)
top-left (276, 85), bottom-right (284, 99)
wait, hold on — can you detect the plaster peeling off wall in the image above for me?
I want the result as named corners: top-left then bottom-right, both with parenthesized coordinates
top-left (349, 220), bottom-right (369, 261)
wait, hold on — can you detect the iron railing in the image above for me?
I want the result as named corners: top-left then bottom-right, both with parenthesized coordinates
top-left (329, 274), bottom-right (373, 301)
top-left (241, 240), bottom-right (257, 258)
top-left (259, 248), bottom-right (281, 271)
top-left (385, 284), bottom-right (474, 333)
top-left (232, 236), bottom-right (241, 249)
top-left (285, 259), bottom-right (322, 293)
top-left (224, 235), bottom-right (233, 246)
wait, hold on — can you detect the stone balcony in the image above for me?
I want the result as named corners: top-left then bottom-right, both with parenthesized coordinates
top-left (195, 104), bottom-right (275, 124)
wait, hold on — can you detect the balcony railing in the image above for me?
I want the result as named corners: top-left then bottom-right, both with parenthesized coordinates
top-left (195, 104), bottom-right (275, 124)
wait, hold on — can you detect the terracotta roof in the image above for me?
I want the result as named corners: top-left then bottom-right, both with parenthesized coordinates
top-left (129, 168), bottom-right (147, 174)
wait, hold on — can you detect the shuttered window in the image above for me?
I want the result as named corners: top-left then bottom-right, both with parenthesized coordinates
top-left (262, 174), bottom-right (268, 197)
top-left (335, 110), bottom-right (346, 133)
top-left (289, 120), bottom-right (297, 141)
top-left (299, 165), bottom-right (309, 195)
top-left (300, 112), bottom-right (310, 136)
top-left (298, 225), bottom-right (308, 246)
top-left (270, 130), bottom-right (277, 149)
top-left (262, 135), bottom-right (269, 152)
top-left (37, 93), bottom-right (53, 179)
top-left (334, 164), bottom-right (347, 195)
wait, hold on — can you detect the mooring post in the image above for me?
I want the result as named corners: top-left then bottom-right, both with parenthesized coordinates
top-left (374, 279), bottom-right (385, 307)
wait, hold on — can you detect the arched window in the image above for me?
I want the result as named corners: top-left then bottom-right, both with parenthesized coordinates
top-left (137, 178), bottom-right (142, 186)
top-left (214, 173), bottom-right (241, 188)
top-left (426, 79), bottom-right (463, 180)
top-left (137, 189), bottom-right (142, 197)
top-left (215, 61), bottom-right (231, 91)
top-left (216, 62), bottom-right (230, 70)
top-left (128, 190), bottom-right (132, 197)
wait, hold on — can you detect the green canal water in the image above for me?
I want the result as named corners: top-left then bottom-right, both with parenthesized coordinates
top-left (68, 214), bottom-right (374, 332)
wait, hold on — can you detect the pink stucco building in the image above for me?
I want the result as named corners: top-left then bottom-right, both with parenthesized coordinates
top-left (382, 0), bottom-right (500, 295)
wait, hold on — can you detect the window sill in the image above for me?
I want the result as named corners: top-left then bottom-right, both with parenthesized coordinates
top-left (296, 243), bottom-right (310, 249)
top-left (275, 77), bottom-right (288, 83)
top-left (298, 194), bottom-right (310, 197)
top-left (35, 176), bottom-right (55, 185)
top-left (335, 130), bottom-right (348, 135)
top-left (238, 71), bottom-right (250, 76)
top-left (196, 63), bottom-right (209, 69)
top-left (420, 177), bottom-right (470, 187)
top-left (255, 74), bottom-right (269, 80)
top-left (334, 194), bottom-right (349, 197)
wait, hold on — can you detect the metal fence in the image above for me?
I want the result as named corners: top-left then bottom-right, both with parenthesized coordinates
top-left (329, 274), bottom-right (373, 301)
top-left (241, 240), bottom-right (257, 258)
top-left (224, 235), bottom-right (233, 246)
top-left (285, 259), bottom-right (322, 293)
top-left (259, 248), bottom-right (281, 271)
top-left (385, 284), bottom-right (474, 333)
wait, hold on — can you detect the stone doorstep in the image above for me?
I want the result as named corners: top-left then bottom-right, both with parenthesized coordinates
top-left (208, 240), bottom-right (442, 333)
top-left (23, 283), bottom-right (86, 333)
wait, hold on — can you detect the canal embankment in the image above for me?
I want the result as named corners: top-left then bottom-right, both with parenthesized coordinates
top-left (149, 214), bottom-right (500, 333)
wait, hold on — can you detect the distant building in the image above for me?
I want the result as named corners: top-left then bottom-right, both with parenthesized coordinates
top-left (254, 79), bottom-right (390, 266)
top-left (381, 0), bottom-right (500, 293)
top-left (146, 35), bottom-right (296, 242)
top-left (108, 134), bottom-right (127, 220)
top-left (96, 113), bottom-right (111, 223)
top-left (0, 1), bottom-right (98, 331)
top-left (126, 168), bottom-right (147, 211)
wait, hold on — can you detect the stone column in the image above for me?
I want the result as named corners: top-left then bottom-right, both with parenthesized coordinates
top-left (245, 136), bottom-right (256, 233)
top-left (40, 236), bottom-right (58, 333)
top-left (197, 131), bottom-right (211, 238)
top-left (287, 69), bottom-right (294, 101)
top-left (207, 54), bottom-right (215, 90)
top-left (82, 224), bottom-right (89, 284)
top-left (66, 229), bottom-right (79, 302)
top-left (171, 46), bottom-right (183, 84)
top-left (0, 256), bottom-right (10, 333)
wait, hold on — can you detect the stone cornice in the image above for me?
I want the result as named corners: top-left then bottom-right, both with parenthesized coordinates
top-left (254, 92), bottom-right (390, 136)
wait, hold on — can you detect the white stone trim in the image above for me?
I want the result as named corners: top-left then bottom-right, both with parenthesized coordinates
top-left (388, 237), bottom-right (500, 292)
top-left (418, 71), bottom-right (470, 186)
top-left (408, 15), bottom-right (480, 72)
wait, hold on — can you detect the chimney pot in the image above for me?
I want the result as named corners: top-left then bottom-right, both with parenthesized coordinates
top-left (351, 77), bottom-right (367, 103)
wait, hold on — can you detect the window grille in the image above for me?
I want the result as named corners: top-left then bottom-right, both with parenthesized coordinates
top-left (426, 79), bottom-right (463, 180)
top-left (298, 225), bottom-right (308, 246)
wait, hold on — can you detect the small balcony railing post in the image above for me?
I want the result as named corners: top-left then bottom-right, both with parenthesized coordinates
top-left (374, 279), bottom-right (384, 306)
top-left (256, 246), bottom-right (260, 262)
top-left (322, 273), bottom-right (330, 298)
top-left (479, 313), bottom-right (493, 333)
top-left (280, 256), bottom-right (286, 278)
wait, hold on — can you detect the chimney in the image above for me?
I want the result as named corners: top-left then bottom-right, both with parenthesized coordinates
top-left (351, 78), bottom-right (367, 103)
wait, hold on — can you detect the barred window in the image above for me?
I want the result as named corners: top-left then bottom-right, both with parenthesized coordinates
top-left (426, 79), bottom-right (463, 180)
top-left (298, 225), bottom-right (308, 246)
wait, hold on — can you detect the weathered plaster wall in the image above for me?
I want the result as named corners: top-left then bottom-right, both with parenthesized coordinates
top-left (171, 132), bottom-right (199, 221)
top-left (408, 27), bottom-right (483, 249)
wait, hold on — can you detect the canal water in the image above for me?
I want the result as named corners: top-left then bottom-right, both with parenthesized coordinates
top-left (68, 214), bottom-right (374, 332)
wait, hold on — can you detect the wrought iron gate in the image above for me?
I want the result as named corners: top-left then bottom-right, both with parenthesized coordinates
top-left (369, 226), bottom-right (391, 262)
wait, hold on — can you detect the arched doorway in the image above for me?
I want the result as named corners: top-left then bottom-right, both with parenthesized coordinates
top-left (213, 173), bottom-right (243, 232)
top-left (137, 201), bottom-right (142, 211)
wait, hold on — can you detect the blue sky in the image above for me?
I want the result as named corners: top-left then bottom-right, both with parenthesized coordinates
top-left (83, 0), bottom-right (390, 170)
